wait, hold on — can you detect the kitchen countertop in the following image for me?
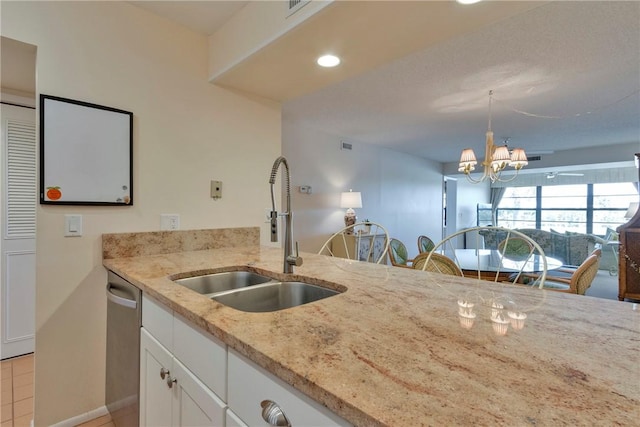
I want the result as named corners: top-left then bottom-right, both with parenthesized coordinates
top-left (103, 245), bottom-right (639, 426)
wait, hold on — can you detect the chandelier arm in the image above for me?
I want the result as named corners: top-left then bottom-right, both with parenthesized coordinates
top-left (464, 172), bottom-right (488, 184)
top-left (493, 170), bottom-right (521, 184)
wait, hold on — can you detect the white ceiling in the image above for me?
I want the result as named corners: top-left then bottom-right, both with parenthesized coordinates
top-left (3, 1), bottom-right (638, 167)
top-left (283, 1), bottom-right (640, 164)
top-left (130, 0), bottom-right (640, 165)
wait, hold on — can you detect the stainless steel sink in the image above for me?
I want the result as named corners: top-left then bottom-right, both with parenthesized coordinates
top-left (211, 281), bottom-right (340, 312)
top-left (173, 271), bottom-right (273, 295)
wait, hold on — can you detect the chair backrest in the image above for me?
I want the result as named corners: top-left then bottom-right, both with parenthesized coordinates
top-left (425, 226), bottom-right (548, 287)
top-left (498, 237), bottom-right (534, 258)
top-left (388, 238), bottom-right (410, 267)
top-left (417, 235), bottom-right (435, 253)
top-left (413, 252), bottom-right (463, 276)
top-left (318, 221), bottom-right (390, 264)
top-left (570, 253), bottom-right (601, 295)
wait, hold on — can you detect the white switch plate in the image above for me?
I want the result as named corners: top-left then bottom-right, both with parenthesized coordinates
top-left (64, 214), bottom-right (83, 237)
top-left (160, 214), bottom-right (180, 230)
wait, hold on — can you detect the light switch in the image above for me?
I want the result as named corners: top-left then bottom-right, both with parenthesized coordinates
top-left (65, 214), bottom-right (83, 237)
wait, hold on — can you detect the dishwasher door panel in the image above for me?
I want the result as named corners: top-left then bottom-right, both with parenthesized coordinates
top-left (106, 272), bottom-right (141, 427)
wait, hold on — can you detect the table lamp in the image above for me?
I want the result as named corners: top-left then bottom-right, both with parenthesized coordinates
top-left (340, 190), bottom-right (362, 233)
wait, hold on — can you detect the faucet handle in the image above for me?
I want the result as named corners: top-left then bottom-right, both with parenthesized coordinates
top-left (286, 242), bottom-right (303, 267)
top-left (270, 211), bottom-right (278, 242)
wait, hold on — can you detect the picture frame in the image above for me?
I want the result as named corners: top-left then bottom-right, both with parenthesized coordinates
top-left (39, 94), bottom-right (133, 205)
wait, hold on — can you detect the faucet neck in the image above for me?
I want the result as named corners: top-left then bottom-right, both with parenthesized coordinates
top-left (269, 156), bottom-right (298, 273)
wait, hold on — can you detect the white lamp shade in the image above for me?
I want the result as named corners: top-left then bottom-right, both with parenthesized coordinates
top-left (509, 148), bottom-right (528, 169)
top-left (459, 148), bottom-right (477, 166)
top-left (625, 202), bottom-right (639, 219)
top-left (492, 145), bottom-right (511, 162)
top-left (340, 191), bottom-right (362, 209)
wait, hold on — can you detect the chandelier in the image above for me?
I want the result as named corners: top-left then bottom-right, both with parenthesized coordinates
top-left (458, 90), bottom-right (528, 183)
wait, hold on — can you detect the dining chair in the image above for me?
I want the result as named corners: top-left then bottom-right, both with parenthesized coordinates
top-left (417, 235), bottom-right (436, 254)
top-left (497, 237), bottom-right (533, 257)
top-left (318, 221), bottom-right (390, 264)
top-left (521, 249), bottom-right (601, 295)
top-left (412, 252), bottom-right (463, 276)
top-left (424, 226), bottom-right (548, 287)
top-left (387, 238), bottom-right (414, 268)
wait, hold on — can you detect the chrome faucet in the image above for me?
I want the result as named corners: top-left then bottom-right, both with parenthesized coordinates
top-left (269, 156), bottom-right (303, 273)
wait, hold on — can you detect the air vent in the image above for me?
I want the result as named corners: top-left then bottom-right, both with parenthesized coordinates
top-left (340, 141), bottom-right (353, 151)
top-left (287, 0), bottom-right (310, 16)
top-left (6, 119), bottom-right (37, 239)
top-left (528, 155), bottom-right (541, 161)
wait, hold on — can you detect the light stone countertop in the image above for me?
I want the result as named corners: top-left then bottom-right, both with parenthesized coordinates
top-left (103, 245), bottom-right (640, 426)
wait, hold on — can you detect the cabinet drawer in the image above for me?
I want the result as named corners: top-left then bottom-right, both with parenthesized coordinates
top-left (228, 349), bottom-right (350, 427)
top-left (142, 295), bottom-right (173, 351)
top-left (173, 313), bottom-right (227, 399)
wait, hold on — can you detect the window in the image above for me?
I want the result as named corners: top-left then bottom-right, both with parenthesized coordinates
top-left (496, 187), bottom-right (537, 230)
top-left (593, 183), bottom-right (637, 235)
top-left (497, 183), bottom-right (637, 236)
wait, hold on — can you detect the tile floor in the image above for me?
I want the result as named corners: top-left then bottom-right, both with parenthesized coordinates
top-left (75, 413), bottom-right (116, 427)
top-left (1, 353), bottom-right (34, 427)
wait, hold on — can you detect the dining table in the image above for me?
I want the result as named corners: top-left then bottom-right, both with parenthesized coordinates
top-left (449, 248), bottom-right (563, 282)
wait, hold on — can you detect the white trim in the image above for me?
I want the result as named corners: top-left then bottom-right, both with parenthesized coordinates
top-left (49, 406), bottom-right (109, 427)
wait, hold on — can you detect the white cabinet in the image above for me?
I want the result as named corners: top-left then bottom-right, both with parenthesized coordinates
top-left (140, 328), bottom-right (226, 427)
top-left (172, 356), bottom-right (226, 426)
top-left (140, 328), bottom-right (173, 427)
top-left (225, 409), bottom-right (248, 427)
top-left (141, 296), bottom-right (227, 426)
top-left (141, 295), bottom-right (351, 427)
top-left (227, 349), bottom-right (351, 427)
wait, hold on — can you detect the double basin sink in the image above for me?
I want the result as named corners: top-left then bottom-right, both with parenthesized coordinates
top-left (173, 270), bottom-right (341, 313)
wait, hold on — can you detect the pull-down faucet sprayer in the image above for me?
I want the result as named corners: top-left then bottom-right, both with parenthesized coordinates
top-left (269, 156), bottom-right (303, 274)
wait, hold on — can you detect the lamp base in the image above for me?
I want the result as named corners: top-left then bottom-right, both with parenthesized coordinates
top-left (344, 209), bottom-right (357, 234)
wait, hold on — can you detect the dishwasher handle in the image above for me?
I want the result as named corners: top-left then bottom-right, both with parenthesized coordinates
top-left (106, 282), bottom-right (138, 310)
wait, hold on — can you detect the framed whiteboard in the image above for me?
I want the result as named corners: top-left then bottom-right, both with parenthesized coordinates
top-left (39, 95), bottom-right (133, 205)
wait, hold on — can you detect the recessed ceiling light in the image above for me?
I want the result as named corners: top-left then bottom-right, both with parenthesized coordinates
top-left (317, 55), bottom-right (340, 68)
top-left (457, 0), bottom-right (483, 4)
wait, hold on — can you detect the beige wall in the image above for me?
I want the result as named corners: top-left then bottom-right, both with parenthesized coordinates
top-left (207, 0), bottom-right (331, 80)
top-left (283, 119), bottom-right (443, 260)
top-left (1, 1), bottom-right (281, 424)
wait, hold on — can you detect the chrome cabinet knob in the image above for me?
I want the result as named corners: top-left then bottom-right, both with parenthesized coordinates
top-left (160, 368), bottom-right (169, 380)
top-left (166, 375), bottom-right (177, 389)
top-left (260, 400), bottom-right (291, 427)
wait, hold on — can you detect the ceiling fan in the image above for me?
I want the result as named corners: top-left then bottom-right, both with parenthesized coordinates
top-left (546, 171), bottom-right (585, 179)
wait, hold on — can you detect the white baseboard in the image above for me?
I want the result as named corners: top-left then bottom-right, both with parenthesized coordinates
top-left (49, 405), bottom-right (109, 427)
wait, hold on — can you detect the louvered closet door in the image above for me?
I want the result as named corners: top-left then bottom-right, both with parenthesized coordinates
top-left (1, 103), bottom-right (36, 359)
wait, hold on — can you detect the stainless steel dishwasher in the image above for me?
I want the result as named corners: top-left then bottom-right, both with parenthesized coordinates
top-left (106, 271), bottom-right (141, 426)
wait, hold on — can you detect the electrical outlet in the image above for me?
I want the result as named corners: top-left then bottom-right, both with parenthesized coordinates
top-left (160, 214), bottom-right (180, 230)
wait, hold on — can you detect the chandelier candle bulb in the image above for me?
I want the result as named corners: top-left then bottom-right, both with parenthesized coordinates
top-left (457, 299), bottom-right (475, 316)
top-left (491, 314), bottom-right (510, 336)
top-left (459, 312), bottom-right (476, 330)
top-left (507, 311), bottom-right (527, 330)
top-left (491, 302), bottom-right (504, 319)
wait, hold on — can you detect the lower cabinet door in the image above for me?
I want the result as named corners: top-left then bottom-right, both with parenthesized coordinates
top-left (225, 409), bottom-right (248, 427)
top-left (140, 328), bottom-right (173, 427)
top-left (172, 357), bottom-right (226, 427)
